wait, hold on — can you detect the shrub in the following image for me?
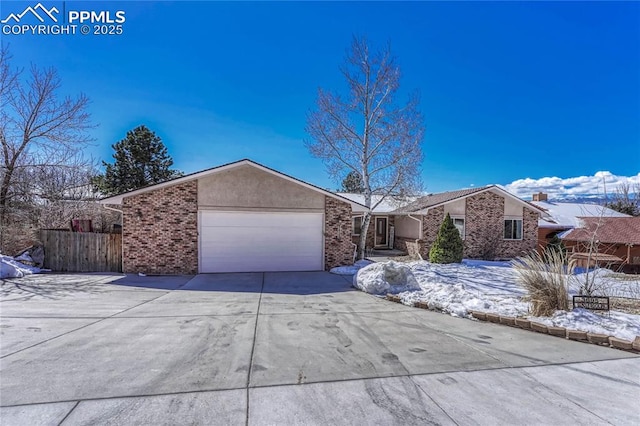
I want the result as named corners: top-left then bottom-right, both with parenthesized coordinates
top-left (544, 234), bottom-right (566, 262)
top-left (513, 250), bottom-right (574, 316)
top-left (429, 213), bottom-right (463, 264)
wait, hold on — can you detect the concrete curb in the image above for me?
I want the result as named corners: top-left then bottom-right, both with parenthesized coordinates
top-left (463, 310), bottom-right (638, 354)
top-left (548, 326), bottom-right (566, 337)
top-left (383, 297), bottom-right (639, 354)
top-left (514, 318), bottom-right (531, 329)
top-left (566, 330), bottom-right (588, 341)
top-left (486, 313), bottom-right (501, 323)
top-left (499, 316), bottom-right (517, 327)
top-left (530, 322), bottom-right (548, 334)
top-left (414, 301), bottom-right (429, 310)
top-left (385, 294), bottom-right (402, 304)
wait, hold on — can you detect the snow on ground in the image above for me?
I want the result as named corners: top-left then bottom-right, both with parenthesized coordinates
top-left (349, 259), bottom-right (640, 341)
top-left (530, 309), bottom-right (640, 342)
top-left (13, 252), bottom-right (34, 263)
top-left (352, 261), bottom-right (420, 295)
top-left (399, 260), bottom-right (528, 318)
top-left (0, 254), bottom-right (44, 279)
top-left (330, 259), bottom-right (373, 275)
top-left (570, 270), bottom-right (640, 299)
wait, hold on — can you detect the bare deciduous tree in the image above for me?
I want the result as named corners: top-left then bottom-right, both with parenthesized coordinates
top-left (606, 182), bottom-right (640, 216)
top-left (305, 36), bottom-right (425, 259)
top-left (0, 45), bottom-right (94, 253)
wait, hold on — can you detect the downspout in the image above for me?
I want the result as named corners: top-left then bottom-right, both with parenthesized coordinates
top-left (102, 204), bottom-right (124, 227)
top-left (407, 213), bottom-right (424, 260)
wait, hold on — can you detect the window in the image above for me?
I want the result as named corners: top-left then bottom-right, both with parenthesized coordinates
top-left (453, 217), bottom-right (465, 239)
top-left (504, 219), bottom-right (523, 240)
top-left (352, 216), bottom-right (363, 235)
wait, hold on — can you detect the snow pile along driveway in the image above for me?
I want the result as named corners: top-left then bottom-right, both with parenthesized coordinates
top-left (0, 254), bottom-right (44, 279)
top-left (353, 261), bottom-right (420, 295)
top-left (351, 259), bottom-right (640, 341)
top-left (330, 259), bottom-right (373, 275)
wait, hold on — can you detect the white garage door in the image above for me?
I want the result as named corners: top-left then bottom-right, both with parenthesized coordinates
top-left (199, 211), bottom-right (324, 273)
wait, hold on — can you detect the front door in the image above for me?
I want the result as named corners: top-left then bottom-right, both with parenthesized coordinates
top-left (375, 217), bottom-right (388, 248)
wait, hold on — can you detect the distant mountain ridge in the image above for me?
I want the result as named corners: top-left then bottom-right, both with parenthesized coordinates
top-left (549, 195), bottom-right (606, 204)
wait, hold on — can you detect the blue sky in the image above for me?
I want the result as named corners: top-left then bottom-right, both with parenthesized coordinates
top-left (3, 0), bottom-right (639, 195)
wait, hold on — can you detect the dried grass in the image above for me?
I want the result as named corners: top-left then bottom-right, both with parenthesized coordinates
top-left (513, 250), bottom-right (573, 317)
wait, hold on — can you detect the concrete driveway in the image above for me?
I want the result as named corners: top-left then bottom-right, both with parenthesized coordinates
top-left (1, 272), bottom-right (638, 425)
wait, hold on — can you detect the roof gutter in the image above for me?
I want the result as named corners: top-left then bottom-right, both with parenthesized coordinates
top-left (103, 205), bottom-right (123, 214)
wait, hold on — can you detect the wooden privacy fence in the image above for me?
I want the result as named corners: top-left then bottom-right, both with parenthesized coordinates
top-left (40, 230), bottom-right (122, 272)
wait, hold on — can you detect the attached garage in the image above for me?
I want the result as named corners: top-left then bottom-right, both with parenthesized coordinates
top-left (199, 211), bottom-right (323, 273)
top-left (99, 159), bottom-right (366, 275)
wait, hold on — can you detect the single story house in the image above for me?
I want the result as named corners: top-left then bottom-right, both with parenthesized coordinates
top-left (342, 185), bottom-right (544, 260)
top-left (336, 193), bottom-right (416, 250)
top-left (99, 159), bottom-right (366, 274)
top-left (530, 192), bottom-right (630, 251)
top-left (561, 216), bottom-right (640, 266)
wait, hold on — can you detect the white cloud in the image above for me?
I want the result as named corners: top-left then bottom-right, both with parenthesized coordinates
top-left (504, 171), bottom-right (640, 199)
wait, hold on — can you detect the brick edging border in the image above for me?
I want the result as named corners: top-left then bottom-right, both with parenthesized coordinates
top-left (385, 294), bottom-right (640, 353)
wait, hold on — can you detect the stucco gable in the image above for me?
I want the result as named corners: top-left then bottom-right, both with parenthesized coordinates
top-left (98, 159), bottom-right (367, 212)
top-left (198, 164), bottom-right (325, 210)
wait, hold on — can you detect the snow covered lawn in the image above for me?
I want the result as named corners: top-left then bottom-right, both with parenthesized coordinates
top-left (347, 259), bottom-right (640, 342)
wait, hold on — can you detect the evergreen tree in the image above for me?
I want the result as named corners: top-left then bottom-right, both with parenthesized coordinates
top-left (429, 213), bottom-right (464, 264)
top-left (341, 171), bottom-right (365, 193)
top-left (93, 125), bottom-right (182, 195)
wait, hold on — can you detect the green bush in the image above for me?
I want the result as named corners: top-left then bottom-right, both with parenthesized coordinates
top-left (429, 213), bottom-right (464, 264)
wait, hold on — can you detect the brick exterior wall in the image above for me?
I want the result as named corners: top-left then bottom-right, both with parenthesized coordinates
top-left (464, 192), bottom-right (505, 259)
top-left (416, 193), bottom-right (538, 260)
top-left (464, 192), bottom-right (537, 259)
top-left (495, 208), bottom-right (538, 258)
top-left (122, 180), bottom-right (198, 274)
top-left (393, 236), bottom-right (410, 252)
top-left (419, 206), bottom-right (445, 258)
top-left (394, 237), bottom-right (424, 259)
top-left (325, 197), bottom-right (354, 269)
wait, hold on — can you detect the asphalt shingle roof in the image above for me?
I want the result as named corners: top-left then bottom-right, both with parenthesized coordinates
top-left (393, 186), bottom-right (490, 213)
top-left (562, 217), bottom-right (640, 245)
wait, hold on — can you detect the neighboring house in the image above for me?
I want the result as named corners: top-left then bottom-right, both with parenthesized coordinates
top-left (98, 159), bottom-right (366, 274)
top-left (343, 185), bottom-right (544, 260)
top-left (530, 192), bottom-right (631, 250)
top-left (560, 216), bottom-right (640, 266)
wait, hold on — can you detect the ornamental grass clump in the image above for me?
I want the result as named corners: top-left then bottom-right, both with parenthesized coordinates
top-left (513, 250), bottom-right (574, 317)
